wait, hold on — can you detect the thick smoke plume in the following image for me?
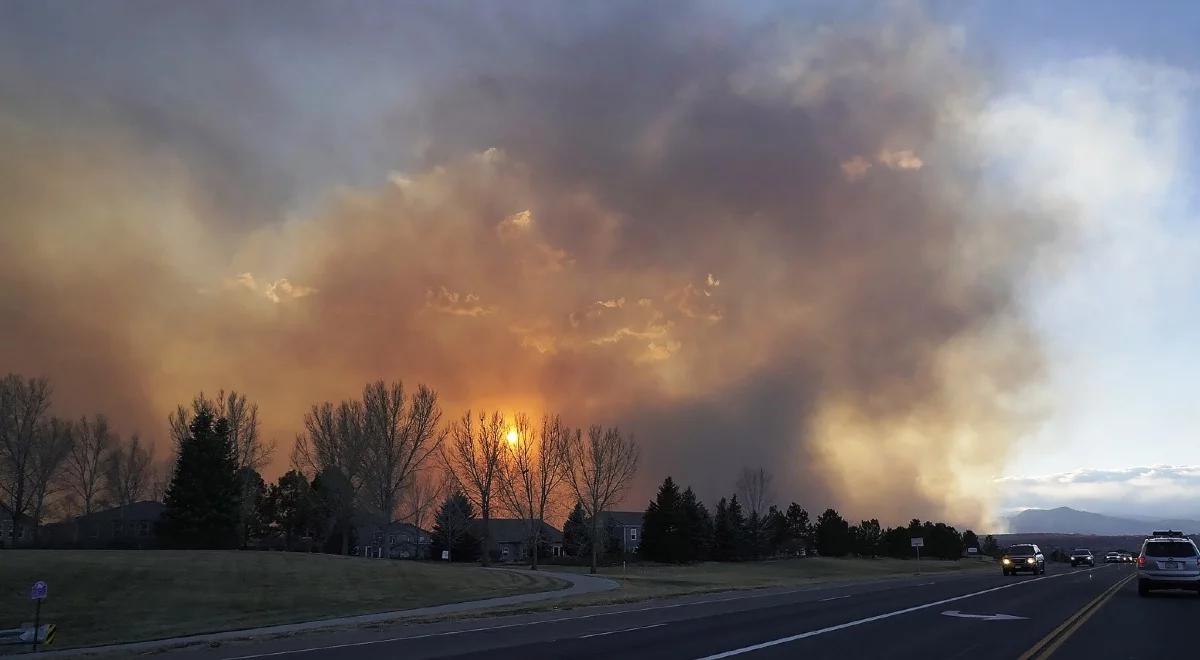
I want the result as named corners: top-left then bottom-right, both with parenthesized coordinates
top-left (0, 2), bottom-right (1049, 526)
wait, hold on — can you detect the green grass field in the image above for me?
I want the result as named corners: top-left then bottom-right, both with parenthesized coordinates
top-left (0, 550), bottom-right (567, 649)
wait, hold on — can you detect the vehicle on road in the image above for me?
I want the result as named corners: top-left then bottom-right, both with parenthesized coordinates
top-left (1069, 549), bottom-right (1095, 567)
top-left (1137, 531), bottom-right (1200, 597)
top-left (1122, 552), bottom-right (1135, 563)
top-left (1002, 544), bottom-right (1045, 575)
top-left (1105, 551), bottom-right (1121, 563)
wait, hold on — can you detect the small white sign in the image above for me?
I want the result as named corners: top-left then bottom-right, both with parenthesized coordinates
top-left (441, 550), bottom-right (450, 560)
top-left (911, 538), bottom-right (924, 548)
top-left (967, 547), bottom-right (978, 554)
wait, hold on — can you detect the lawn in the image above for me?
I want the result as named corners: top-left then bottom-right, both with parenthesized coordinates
top-left (0, 550), bottom-right (566, 649)
top-left (504, 557), bottom-right (995, 610)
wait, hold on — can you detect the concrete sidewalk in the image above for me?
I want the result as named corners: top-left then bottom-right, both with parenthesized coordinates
top-left (16, 568), bottom-right (617, 659)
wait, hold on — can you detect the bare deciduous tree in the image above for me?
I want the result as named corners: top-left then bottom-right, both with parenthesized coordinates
top-left (0, 374), bottom-right (54, 544)
top-left (498, 413), bottom-right (568, 570)
top-left (29, 417), bottom-right (74, 542)
top-left (397, 468), bottom-right (446, 540)
top-left (736, 466), bottom-right (775, 517)
top-left (293, 399), bottom-right (367, 554)
top-left (106, 433), bottom-right (154, 508)
top-left (442, 410), bottom-right (505, 566)
top-left (360, 381), bottom-right (445, 557)
top-left (64, 414), bottom-right (115, 516)
top-left (563, 425), bottom-right (639, 574)
top-left (148, 457), bottom-right (173, 503)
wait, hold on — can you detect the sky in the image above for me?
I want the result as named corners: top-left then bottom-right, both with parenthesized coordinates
top-left (1, 1), bottom-right (1198, 530)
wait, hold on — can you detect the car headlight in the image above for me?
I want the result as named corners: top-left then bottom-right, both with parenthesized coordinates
top-left (1002, 558), bottom-right (1011, 565)
top-left (1027, 558), bottom-right (1035, 565)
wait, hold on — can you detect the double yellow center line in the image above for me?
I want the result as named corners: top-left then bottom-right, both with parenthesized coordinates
top-left (1018, 570), bottom-right (1135, 660)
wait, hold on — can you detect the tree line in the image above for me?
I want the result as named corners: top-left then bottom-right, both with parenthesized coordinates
top-left (4, 371), bottom-right (980, 566)
top-left (0, 374), bottom-right (169, 544)
top-left (1, 373), bottom-right (641, 574)
top-left (634, 471), bottom-right (977, 563)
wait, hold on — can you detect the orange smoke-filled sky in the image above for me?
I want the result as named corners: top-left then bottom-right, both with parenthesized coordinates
top-left (14, 1), bottom-right (1194, 528)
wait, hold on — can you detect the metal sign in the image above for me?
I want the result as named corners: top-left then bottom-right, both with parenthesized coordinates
top-left (30, 581), bottom-right (47, 601)
top-left (911, 538), bottom-right (924, 548)
top-left (441, 550), bottom-right (450, 560)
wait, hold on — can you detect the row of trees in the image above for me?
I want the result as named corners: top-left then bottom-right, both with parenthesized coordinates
top-left (0, 374), bottom-right (167, 544)
top-left (151, 379), bottom-right (640, 573)
top-left (638, 473), bottom-right (978, 563)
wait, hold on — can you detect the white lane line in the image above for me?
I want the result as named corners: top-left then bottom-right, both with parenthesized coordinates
top-left (818, 595), bottom-right (850, 602)
top-left (917, 582), bottom-right (935, 586)
top-left (222, 583), bottom-right (883, 659)
top-left (696, 566), bottom-right (1107, 660)
top-left (580, 623), bottom-right (666, 639)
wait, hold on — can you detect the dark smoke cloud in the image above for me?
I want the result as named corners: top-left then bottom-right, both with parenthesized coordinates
top-left (0, 1), bottom-right (1050, 526)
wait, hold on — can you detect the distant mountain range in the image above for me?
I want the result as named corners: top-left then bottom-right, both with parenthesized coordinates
top-left (1009, 507), bottom-right (1200, 535)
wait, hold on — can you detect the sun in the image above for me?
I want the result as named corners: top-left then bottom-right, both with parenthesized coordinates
top-left (505, 428), bottom-right (520, 446)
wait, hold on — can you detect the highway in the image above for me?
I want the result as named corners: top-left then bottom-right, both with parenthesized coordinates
top-left (159, 561), bottom-right (1193, 660)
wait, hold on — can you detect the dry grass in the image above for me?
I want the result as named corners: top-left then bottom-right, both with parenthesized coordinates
top-left (0, 550), bottom-right (566, 649)
top-left (493, 556), bottom-right (995, 612)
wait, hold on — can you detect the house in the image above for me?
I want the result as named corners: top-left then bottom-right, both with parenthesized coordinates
top-left (42, 501), bottom-right (164, 548)
top-left (0, 503), bottom-right (34, 548)
top-left (596, 511), bottom-right (644, 555)
top-left (356, 520), bottom-right (433, 560)
top-left (474, 518), bottom-right (563, 562)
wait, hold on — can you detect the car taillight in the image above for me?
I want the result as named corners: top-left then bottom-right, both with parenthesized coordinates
top-left (1137, 556), bottom-right (1145, 567)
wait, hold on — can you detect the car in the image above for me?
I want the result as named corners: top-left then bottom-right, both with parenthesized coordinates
top-left (1001, 543), bottom-right (1045, 575)
top-left (1105, 551), bottom-right (1121, 563)
top-left (1123, 552), bottom-right (1135, 563)
top-left (1137, 531), bottom-right (1200, 597)
top-left (1069, 548), bottom-right (1095, 567)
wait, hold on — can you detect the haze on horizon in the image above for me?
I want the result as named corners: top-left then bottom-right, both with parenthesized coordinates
top-left (3, 1), bottom-right (1198, 529)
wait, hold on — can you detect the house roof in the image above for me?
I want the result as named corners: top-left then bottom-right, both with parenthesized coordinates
top-left (474, 518), bottom-right (563, 544)
top-left (598, 511), bottom-right (644, 527)
top-left (75, 501), bottom-right (165, 523)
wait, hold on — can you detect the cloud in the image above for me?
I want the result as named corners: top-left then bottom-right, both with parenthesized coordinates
top-left (0, 2), bottom-right (1067, 526)
top-left (425, 287), bottom-right (497, 318)
top-left (229, 273), bottom-right (317, 303)
top-left (998, 466), bottom-right (1200, 518)
top-left (876, 149), bottom-right (924, 170)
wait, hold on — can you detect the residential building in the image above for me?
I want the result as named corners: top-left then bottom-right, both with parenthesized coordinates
top-left (0, 503), bottom-right (33, 548)
top-left (356, 520), bottom-right (433, 560)
top-left (597, 511), bottom-right (644, 555)
top-left (42, 501), bottom-right (164, 548)
top-left (474, 518), bottom-right (564, 562)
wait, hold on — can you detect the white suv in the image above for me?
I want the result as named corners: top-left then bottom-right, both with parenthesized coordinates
top-left (1137, 531), bottom-right (1200, 597)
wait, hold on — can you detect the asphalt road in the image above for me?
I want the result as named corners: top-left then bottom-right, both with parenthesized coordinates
top-left (156, 562), bottom-right (1185, 660)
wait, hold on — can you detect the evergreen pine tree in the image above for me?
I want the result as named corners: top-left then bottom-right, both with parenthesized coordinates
top-left (713, 497), bottom-right (734, 561)
top-left (640, 476), bottom-right (686, 563)
top-left (562, 501), bottom-right (589, 559)
top-left (431, 490), bottom-right (479, 562)
top-left (728, 495), bottom-right (748, 560)
top-left (785, 503), bottom-right (810, 555)
top-left (682, 487), bottom-right (712, 562)
top-left (159, 401), bottom-right (241, 548)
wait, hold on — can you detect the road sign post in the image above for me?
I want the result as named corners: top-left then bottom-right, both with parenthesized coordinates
top-left (911, 538), bottom-right (924, 575)
top-left (30, 581), bottom-right (46, 652)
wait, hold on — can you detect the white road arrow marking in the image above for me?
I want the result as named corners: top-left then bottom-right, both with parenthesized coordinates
top-left (941, 610), bottom-right (1028, 621)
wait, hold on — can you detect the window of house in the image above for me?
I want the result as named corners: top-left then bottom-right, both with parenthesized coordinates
top-left (502, 547), bottom-right (510, 557)
top-left (629, 528), bottom-right (638, 540)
